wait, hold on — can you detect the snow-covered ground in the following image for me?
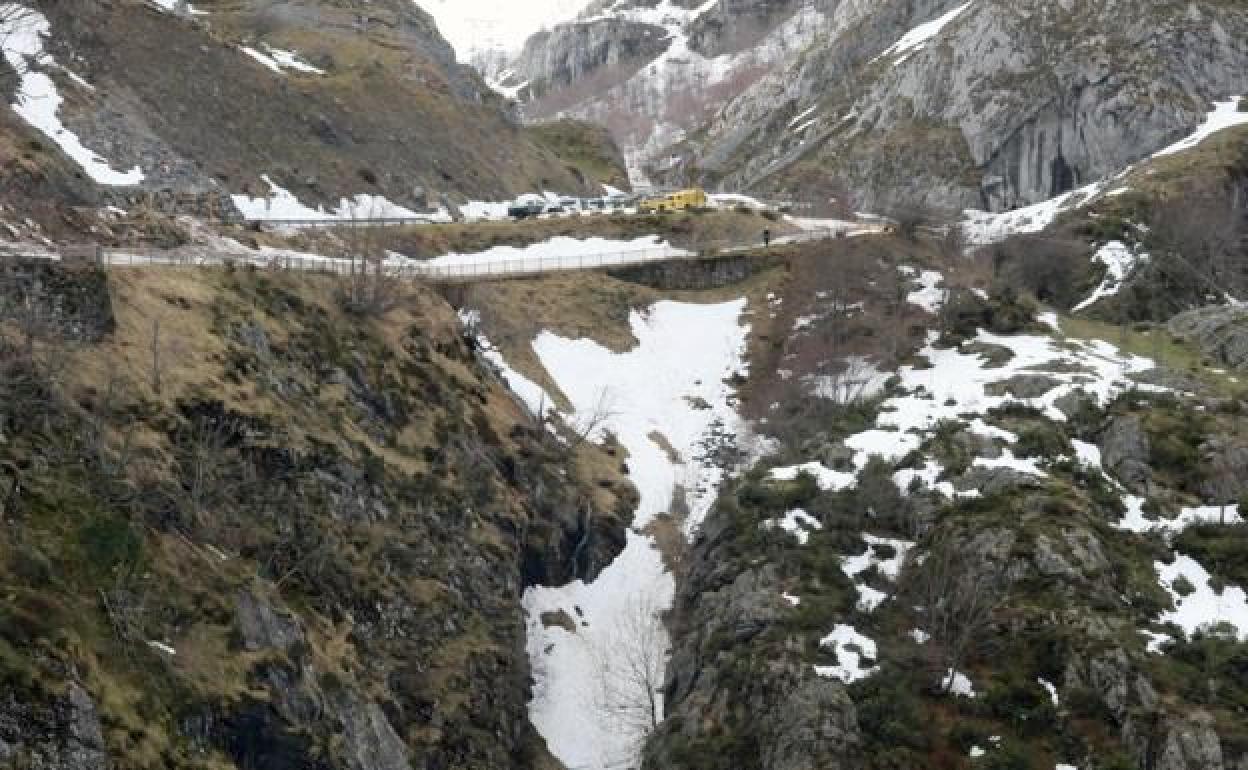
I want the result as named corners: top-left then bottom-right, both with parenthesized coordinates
top-left (407, 235), bottom-right (690, 279)
top-left (0, 5), bottom-right (144, 186)
top-left (230, 175), bottom-right (434, 222)
top-left (1153, 97), bottom-right (1247, 158)
top-left (825, 274), bottom-right (1157, 476)
top-left (516, 299), bottom-right (753, 769)
top-left (1072, 241), bottom-right (1146, 312)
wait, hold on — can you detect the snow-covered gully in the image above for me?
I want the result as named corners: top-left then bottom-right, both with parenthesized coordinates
top-left (487, 300), bottom-right (753, 769)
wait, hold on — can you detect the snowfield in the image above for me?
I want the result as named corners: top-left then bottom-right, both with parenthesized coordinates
top-left (519, 299), bottom-right (752, 769)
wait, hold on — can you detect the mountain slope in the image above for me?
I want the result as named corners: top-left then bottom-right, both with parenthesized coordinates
top-left (508, 0), bottom-right (1248, 211)
top-left (0, 0), bottom-right (611, 229)
top-left (0, 261), bottom-right (635, 768)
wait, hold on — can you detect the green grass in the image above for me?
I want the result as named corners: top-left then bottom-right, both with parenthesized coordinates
top-left (1059, 314), bottom-right (1246, 396)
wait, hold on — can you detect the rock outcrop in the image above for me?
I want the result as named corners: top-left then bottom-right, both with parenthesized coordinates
top-left (510, 0), bottom-right (1248, 210)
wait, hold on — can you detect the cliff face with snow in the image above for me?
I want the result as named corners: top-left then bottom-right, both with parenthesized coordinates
top-left (510, 0), bottom-right (1248, 210)
top-left (510, 0), bottom-right (826, 187)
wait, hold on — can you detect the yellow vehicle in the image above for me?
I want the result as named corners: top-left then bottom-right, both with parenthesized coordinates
top-left (639, 188), bottom-right (708, 213)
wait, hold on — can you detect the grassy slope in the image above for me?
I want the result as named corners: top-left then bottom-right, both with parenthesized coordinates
top-left (27, 0), bottom-right (596, 208)
top-left (526, 119), bottom-right (632, 192)
top-left (0, 263), bottom-right (634, 768)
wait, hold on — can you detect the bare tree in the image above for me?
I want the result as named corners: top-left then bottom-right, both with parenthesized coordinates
top-left (590, 594), bottom-right (668, 754)
top-left (909, 540), bottom-right (1008, 693)
top-left (338, 201), bottom-right (401, 316)
top-left (568, 387), bottom-right (618, 446)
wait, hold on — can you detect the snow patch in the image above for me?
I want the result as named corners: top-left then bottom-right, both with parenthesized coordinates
top-left (1073, 242), bottom-right (1145, 313)
top-left (764, 508), bottom-right (823, 545)
top-left (0, 5), bottom-right (145, 186)
top-left (768, 461), bottom-right (857, 492)
top-left (1154, 97), bottom-right (1248, 158)
top-left (942, 668), bottom-right (977, 697)
top-left (815, 625), bottom-right (879, 684)
top-left (522, 299), bottom-right (751, 768)
top-left (1156, 553), bottom-right (1248, 641)
top-left (875, 2), bottom-right (973, 63)
top-left (241, 44), bottom-right (325, 75)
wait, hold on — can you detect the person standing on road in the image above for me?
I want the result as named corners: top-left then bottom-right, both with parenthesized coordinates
top-left (762, 228), bottom-right (771, 248)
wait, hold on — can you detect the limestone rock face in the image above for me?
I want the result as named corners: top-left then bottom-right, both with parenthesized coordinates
top-left (1100, 414), bottom-right (1152, 494)
top-left (513, 0), bottom-right (1248, 209)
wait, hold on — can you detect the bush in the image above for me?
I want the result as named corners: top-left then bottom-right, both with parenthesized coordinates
top-left (986, 235), bottom-right (1090, 309)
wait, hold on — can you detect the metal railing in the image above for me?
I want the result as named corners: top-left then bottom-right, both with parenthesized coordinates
top-left (3, 225), bottom-right (867, 283)
top-left (239, 215), bottom-right (444, 229)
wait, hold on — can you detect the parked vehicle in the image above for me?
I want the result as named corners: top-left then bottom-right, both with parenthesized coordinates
top-left (638, 188), bottom-right (708, 213)
top-left (508, 195), bottom-right (547, 220)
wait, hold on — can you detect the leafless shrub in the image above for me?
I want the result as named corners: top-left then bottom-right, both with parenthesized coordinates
top-left (888, 199), bottom-right (935, 242)
top-left (338, 204), bottom-right (402, 316)
top-left (907, 540), bottom-right (1008, 693)
top-left (590, 594), bottom-right (668, 757)
top-left (984, 234), bottom-right (1089, 309)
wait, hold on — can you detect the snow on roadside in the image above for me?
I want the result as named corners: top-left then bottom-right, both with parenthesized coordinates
top-left (1072, 241), bottom-right (1145, 313)
top-left (522, 299), bottom-right (751, 769)
top-left (0, 5), bottom-right (144, 186)
top-left (413, 235), bottom-right (690, 276)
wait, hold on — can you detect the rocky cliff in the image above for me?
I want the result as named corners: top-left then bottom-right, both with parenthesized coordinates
top-left (0, 260), bottom-right (634, 769)
top-left (508, 0), bottom-right (1248, 211)
top-left (641, 237), bottom-right (1248, 770)
top-left (509, 0), bottom-right (824, 187)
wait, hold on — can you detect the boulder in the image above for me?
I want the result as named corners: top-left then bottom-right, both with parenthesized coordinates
top-left (1099, 415), bottom-right (1151, 494)
top-left (1168, 306), bottom-right (1248, 371)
